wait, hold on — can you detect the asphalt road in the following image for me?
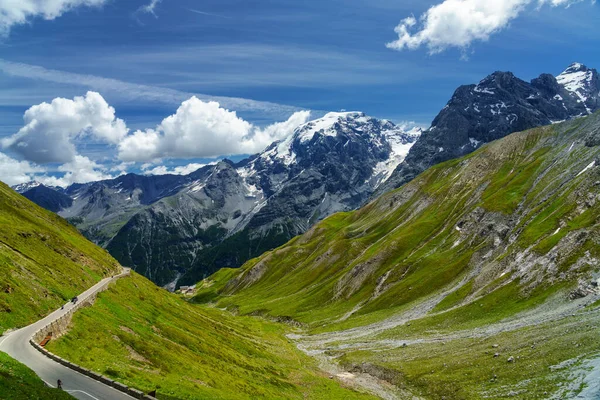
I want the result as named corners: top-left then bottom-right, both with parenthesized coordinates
top-left (0, 270), bottom-right (135, 400)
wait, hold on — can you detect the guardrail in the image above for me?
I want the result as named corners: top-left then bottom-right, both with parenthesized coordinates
top-left (28, 269), bottom-right (156, 400)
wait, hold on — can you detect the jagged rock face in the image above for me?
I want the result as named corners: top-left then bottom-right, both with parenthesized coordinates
top-left (58, 171), bottom-right (204, 246)
top-left (17, 112), bottom-right (419, 286)
top-left (240, 113), bottom-right (420, 234)
top-left (171, 114), bottom-right (420, 285)
top-left (377, 63), bottom-right (600, 195)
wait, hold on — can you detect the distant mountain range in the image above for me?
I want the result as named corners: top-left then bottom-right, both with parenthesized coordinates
top-left (17, 112), bottom-right (420, 286)
top-left (15, 62), bottom-right (600, 288)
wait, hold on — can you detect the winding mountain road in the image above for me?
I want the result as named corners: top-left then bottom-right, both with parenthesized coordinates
top-left (0, 269), bottom-right (134, 400)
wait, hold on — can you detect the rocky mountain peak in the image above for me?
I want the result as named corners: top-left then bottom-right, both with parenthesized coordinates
top-left (478, 71), bottom-right (517, 86)
top-left (375, 63), bottom-right (600, 198)
top-left (12, 181), bottom-right (43, 193)
top-left (293, 111), bottom-right (368, 143)
top-left (556, 62), bottom-right (600, 114)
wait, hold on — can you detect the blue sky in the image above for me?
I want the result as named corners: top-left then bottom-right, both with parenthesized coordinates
top-left (0, 0), bottom-right (599, 186)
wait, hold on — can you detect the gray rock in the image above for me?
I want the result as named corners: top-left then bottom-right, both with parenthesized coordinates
top-left (17, 113), bottom-right (421, 286)
top-left (376, 63), bottom-right (600, 197)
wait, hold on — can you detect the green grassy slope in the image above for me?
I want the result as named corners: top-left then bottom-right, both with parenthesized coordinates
top-left (0, 351), bottom-right (73, 400)
top-left (0, 182), bottom-right (121, 334)
top-left (194, 114), bottom-right (600, 398)
top-left (202, 114), bottom-right (600, 329)
top-left (47, 272), bottom-right (377, 400)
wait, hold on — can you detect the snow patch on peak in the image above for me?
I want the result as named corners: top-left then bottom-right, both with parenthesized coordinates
top-left (12, 181), bottom-right (42, 193)
top-left (296, 111), bottom-right (364, 143)
top-left (474, 86), bottom-right (495, 95)
top-left (258, 134), bottom-right (297, 166)
top-left (557, 63), bottom-right (596, 114)
top-left (370, 126), bottom-right (422, 188)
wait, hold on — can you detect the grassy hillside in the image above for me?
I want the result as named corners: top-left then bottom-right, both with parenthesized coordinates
top-left (0, 351), bottom-right (73, 399)
top-left (0, 182), bottom-right (121, 334)
top-left (47, 272), bottom-right (377, 400)
top-left (203, 114), bottom-right (600, 327)
top-left (196, 113), bottom-right (600, 398)
top-left (0, 183), bottom-right (121, 399)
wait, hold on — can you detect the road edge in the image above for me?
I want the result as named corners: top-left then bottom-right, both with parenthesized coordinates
top-left (28, 269), bottom-right (155, 400)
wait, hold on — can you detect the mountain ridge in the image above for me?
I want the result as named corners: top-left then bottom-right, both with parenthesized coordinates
top-left (19, 112), bottom-right (420, 286)
top-left (16, 62), bottom-right (599, 288)
top-left (375, 62), bottom-right (600, 195)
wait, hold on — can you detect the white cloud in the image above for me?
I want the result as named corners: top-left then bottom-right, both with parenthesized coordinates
top-left (2, 91), bottom-right (127, 164)
top-left (109, 162), bottom-right (134, 173)
top-left (386, 0), bottom-right (590, 54)
top-left (37, 155), bottom-right (113, 188)
top-left (118, 96), bottom-right (310, 162)
top-left (247, 110), bottom-right (311, 152)
top-left (137, 0), bottom-right (161, 16)
top-left (0, 0), bottom-right (107, 36)
top-left (0, 93), bottom-right (309, 187)
top-left (141, 162), bottom-right (210, 176)
top-left (0, 152), bottom-right (45, 186)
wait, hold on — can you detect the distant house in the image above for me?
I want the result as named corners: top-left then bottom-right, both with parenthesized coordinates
top-left (178, 285), bottom-right (196, 295)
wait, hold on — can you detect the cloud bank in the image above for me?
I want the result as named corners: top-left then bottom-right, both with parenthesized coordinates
top-left (0, 152), bottom-right (44, 186)
top-left (118, 97), bottom-right (311, 162)
top-left (387, 0), bottom-right (591, 54)
top-left (0, 92), bottom-right (311, 187)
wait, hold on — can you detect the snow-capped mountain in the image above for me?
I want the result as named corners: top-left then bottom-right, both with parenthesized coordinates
top-left (13, 181), bottom-right (43, 193)
top-left (18, 112), bottom-right (420, 286)
top-left (556, 62), bottom-right (600, 114)
top-left (18, 63), bottom-right (597, 287)
top-left (377, 63), bottom-right (600, 195)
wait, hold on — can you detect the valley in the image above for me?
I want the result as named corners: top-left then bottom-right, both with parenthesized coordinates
top-left (2, 1), bottom-right (600, 399)
top-left (0, 182), bottom-right (376, 399)
top-left (1, 65), bottom-right (599, 400)
top-left (17, 64), bottom-right (600, 293)
top-left (189, 111), bottom-right (600, 398)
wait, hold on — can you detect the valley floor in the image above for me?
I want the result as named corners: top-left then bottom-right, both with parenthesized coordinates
top-left (47, 271), bottom-right (600, 399)
top-left (287, 289), bottom-right (600, 399)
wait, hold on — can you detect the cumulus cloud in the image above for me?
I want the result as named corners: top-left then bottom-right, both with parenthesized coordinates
top-left (2, 91), bottom-right (127, 164)
top-left (0, 92), bottom-right (310, 187)
top-left (118, 97), bottom-right (310, 162)
top-left (0, 0), bottom-right (107, 36)
top-left (0, 152), bottom-right (45, 186)
top-left (37, 155), bottom-right (113, 188)
top-left (386, 0), bottom-right (590, 54)
top-left (247, 110), bottom-right (312, 151)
